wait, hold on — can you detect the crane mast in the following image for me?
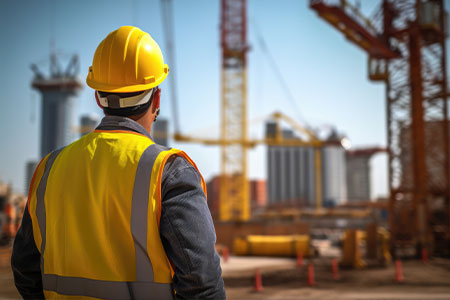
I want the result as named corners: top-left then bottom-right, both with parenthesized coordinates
top-left (220, 0), bottom-right (249, 221)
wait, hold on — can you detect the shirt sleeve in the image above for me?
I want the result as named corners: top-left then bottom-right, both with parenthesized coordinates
top-left (160, 156), bottom-right (226, 300)
top-left (11, 204), bottom-right (44, 300)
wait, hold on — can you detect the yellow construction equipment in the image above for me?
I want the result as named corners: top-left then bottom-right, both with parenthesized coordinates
top-left (341, 229), bottom-right (366, 269)
top-left (341, 227), bottom-right (391, 269)
top-left (233, 235), bottom-right (311, 257)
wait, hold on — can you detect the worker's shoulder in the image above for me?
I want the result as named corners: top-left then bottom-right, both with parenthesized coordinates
top-left (162, 153), bottom-right (201, 185)
top-left (164, 154), bottom-right (198, 175)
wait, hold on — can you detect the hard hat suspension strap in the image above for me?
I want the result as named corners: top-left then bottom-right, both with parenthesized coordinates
top-left (106, 95), bottom-right (121, 109)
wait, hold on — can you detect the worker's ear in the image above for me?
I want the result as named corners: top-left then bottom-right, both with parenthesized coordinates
top-left (152, 88), bottom-right (161, 113)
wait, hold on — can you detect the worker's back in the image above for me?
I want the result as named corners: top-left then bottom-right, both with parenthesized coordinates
top-left (28, 128), bottom-right (176, 299)
top-left (13, 25), bottom-right (225, 300)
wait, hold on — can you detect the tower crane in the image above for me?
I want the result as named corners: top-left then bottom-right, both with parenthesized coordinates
top-left (161, 0), bottom-right (252, 221)
top-left (160, 0), bottom-right (328, 222)
top-left (310, 0), bottom-right (450, 256)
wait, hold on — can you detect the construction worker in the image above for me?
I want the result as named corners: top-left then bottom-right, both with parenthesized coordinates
top-left (11, 26), bottom-right (225, 299)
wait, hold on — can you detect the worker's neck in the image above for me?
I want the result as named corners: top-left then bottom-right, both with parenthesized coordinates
top-left (105, 107), bottom-right (154, 134)
top-left (129, 111), bottom-right (153, 134)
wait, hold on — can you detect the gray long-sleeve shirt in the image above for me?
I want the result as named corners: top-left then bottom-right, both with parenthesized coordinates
top-left (11, 116), bottom-right (226, 299)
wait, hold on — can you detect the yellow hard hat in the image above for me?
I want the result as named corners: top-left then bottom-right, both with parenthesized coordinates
top-left (86, 26), bottom-right (169, 93)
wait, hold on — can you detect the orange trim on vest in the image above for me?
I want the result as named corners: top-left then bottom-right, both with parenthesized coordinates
top-left (156, 151), bottom-right (207, 228)
top-left (179, 152), bottom-right (208, 199)
top-left (27, 156), bottom-right (47, 215)
top-left (156, 153), bottom-right (173, 227)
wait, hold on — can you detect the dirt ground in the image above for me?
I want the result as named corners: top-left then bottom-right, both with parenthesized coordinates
top-left (0, 246), bottom-right (20, 300)
top-left (224, 256), bottom-right (450, 299)
top-left (2, 246), bottom-right (450, 300)
top-left (226, 285), bottom-right (450, 300)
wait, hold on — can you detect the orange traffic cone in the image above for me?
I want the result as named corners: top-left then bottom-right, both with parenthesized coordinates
top-left (332, 258), bottom-right (339, 280)
top-left (422, 248), bottom-right (428, 263)
top-left (296, 251), bottom-right (303, 268)
top-left (395, 259), bottom-right (404, 283)
top-left (254, 269), bottom-right (263, 292)
top-left (223, 247), bottom-right (229, 263)
top-left (307, 263), bottom-right (315, 286)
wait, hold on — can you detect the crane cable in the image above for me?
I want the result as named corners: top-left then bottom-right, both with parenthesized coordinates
top-left (252, 20), bottom-right (306, 125)
top-left (160, 0), bottom-right (180, 133)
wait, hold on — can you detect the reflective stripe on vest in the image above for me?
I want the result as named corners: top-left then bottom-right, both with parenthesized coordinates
top-left (36, 148), bottom-right (62, 271)
top-left (42, 274), bottom-right (173, 300)
top-left (34, 142), bottom-right (176, 300)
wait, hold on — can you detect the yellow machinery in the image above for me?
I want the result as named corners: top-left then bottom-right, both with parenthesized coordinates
top-left (341, 227), bottom-right (391, 269)
top-left (341, 229), bottom-right (366, 269)
top-left (233, 235), bottom-right (311, 257)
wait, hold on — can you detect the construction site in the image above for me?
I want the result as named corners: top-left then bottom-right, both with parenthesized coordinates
top-left (1, 0), bottom-right (450, 299)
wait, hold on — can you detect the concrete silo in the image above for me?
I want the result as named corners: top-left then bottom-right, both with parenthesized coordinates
top-left (266, 122), bottom-right (347, 208)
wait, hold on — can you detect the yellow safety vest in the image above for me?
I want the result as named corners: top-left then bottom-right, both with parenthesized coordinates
top-left (27, 129), bottom-right (206, 299)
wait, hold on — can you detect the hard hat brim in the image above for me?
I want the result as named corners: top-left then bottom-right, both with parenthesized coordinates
top-left (86, 64), bottom-right (169, 93)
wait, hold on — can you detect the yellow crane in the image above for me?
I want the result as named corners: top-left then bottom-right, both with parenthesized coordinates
top-left (161, 0), bottom-right (325, 221)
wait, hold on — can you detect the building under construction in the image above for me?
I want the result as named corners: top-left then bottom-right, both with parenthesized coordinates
top-left (31, 54), bottom-right (82, 158)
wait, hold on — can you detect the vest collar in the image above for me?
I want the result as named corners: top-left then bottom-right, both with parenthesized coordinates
top-left (95, 116), bottom-right (152, 138)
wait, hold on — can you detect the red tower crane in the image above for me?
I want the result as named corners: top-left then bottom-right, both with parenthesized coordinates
top-left (219, 0), bottom-right (249, 221)
top-left (311, 0), bottom-right (449, 256)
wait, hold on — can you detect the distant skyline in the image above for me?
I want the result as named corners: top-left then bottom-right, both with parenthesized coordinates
top-left (1, 0), bottom-right (447, 198)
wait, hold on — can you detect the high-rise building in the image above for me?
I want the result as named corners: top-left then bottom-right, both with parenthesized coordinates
top-left (24, 161), bottom-right (38, 194)
top-left (249, 179), bottom-right (267, 210)
top-left (346, 155), bottom-right (371, 202)
top-left (345, 147), bottom-right (386, 202)
top-left (152, 118), bottom-right (169, 146)
top-left (31, 54), bottom-right (82, 158)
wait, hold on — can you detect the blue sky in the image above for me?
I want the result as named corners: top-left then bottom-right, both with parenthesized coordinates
top-left (2, 0), bottom-right (445, 197)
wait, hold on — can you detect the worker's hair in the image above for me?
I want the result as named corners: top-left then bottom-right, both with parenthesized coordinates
top-left (99, 88), bottom-right (155, 117)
